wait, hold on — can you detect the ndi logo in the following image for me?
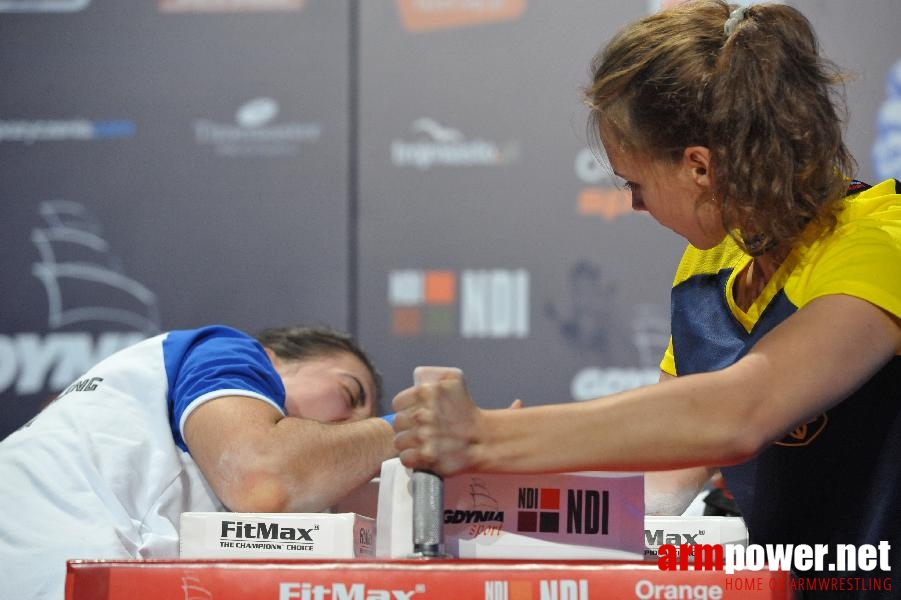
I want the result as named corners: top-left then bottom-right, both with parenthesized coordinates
top-left (388, 269), bottom-right (528, 338)
top-left (484, 579), bottom-right (588, 600)
top-left (516, 487), bottom-right (609, 536)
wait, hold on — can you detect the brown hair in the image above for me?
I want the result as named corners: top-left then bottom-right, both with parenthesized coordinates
top-left (585, 0), bottom-right (856, 255)
top-left (255, 325), bottom-right (383, 406)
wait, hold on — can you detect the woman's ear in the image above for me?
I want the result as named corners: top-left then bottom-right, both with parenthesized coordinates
top-left (683, 146), bottom-right (712, 186)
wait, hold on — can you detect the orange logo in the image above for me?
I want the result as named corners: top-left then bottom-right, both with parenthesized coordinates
top-left (577, 187), bottom-right (633, 221)
top-left (775, 413), bottom-right (828, 447)
top-left (396, 0), bottom-right (526, 32)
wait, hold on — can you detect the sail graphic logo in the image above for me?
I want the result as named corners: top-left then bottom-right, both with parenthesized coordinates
top-left (0, 201), bottom-right (158, 397)
top-left (388, 269), bottom-right (528, 338)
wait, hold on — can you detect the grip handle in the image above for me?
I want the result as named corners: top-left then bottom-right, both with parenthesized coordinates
top-left (409, 366), bottom-right (462, 558)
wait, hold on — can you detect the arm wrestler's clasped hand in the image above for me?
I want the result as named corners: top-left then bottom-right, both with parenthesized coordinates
top-left (391, 368), bottom-right (483, 477)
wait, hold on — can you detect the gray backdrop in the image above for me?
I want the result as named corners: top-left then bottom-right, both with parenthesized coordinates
top-left (1, 0), bottom-right (899, 438)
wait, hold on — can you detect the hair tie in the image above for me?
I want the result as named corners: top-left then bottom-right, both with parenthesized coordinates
top-left (724, 6), bottom-right (750, 36)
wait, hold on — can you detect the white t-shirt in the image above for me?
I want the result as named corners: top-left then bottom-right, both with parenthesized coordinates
top-left (0, 325), bottom-right (286, 600)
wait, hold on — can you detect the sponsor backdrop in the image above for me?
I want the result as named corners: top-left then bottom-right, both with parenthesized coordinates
top-left (1, 0), bottom-right (900, 438)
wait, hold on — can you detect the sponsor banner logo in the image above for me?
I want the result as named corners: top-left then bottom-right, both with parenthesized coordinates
top-left (486, 580), bottom-right (587, 600)
top-left (219, 519), bottom-right (319, 552)
top-left (388, 268), bottom-right (529, 338)
top-left (159, 0), bottom-right (304, 13)
top-left (516, 486), bottom-right (608, 536)
top-left (279, 582), bottom-right (427, 600)
top-left (194, 97), bottom-right (321, 157)
top-left (657, 540), bottom-right (893, 579)
top-left (391, 118), bottom-right (519, 169)
top-left (0, 0), bottom-right (89, 11)
top-left (571, 367), bottom-right (658, 401)
top-left (482, 580), bottom-right (534, 600)
top-left (0, 119), bottom-right (135, 143)
top-left (1, 201), bottom-right (158, 399)
top-left (0, 332), bottom-right (144, 396)
top-left (396, 0), bottom-right (525, 33)
top-left (574, 148), bottom-right (631, 221)
top-left (545, 259), bottom-right (669, 400)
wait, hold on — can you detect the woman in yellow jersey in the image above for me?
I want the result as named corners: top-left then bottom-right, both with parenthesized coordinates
top-left (392, 2), bottom-right (901, 597)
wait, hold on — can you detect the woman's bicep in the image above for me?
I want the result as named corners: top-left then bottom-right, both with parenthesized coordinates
top-left (731, 293), bottom-right (901, 443)
top-left (183, 396), bottom-right (285, 510)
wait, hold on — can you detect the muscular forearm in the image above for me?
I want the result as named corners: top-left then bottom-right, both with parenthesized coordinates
top-left (276, 417), bottom-right (395, 512)
top-left (396, 295), bottom-right (901, 478)
top-left (471, 368), bottom-right (767, 474)
top-left (187, 397), bottom-right (397, 514)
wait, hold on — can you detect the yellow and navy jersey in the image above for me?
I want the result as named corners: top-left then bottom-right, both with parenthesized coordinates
top-left (660, 179), bottom-right (901, 578)
top-left (662, 178), bottom-right (901, 376)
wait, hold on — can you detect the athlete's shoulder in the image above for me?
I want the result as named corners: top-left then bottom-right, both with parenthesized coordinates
top-left (672, 237), bottom-right (745, 288)
top-left (840, 178), bottom-right (901, 224)
top-left (161, 325), bottom-right (267, 378)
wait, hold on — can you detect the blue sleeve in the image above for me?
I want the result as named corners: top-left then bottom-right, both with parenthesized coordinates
top-left (163, 326), bottom-right (286, 452)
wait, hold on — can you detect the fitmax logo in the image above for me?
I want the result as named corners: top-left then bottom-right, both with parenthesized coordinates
top-left (220, 520), bottom-right (317, 542)
top-left (279, 582), bottom-right (424, 600)
top-left (645, 529), bottom-right (704, 546)
top-left (516, 487), bottom-right (609, 535)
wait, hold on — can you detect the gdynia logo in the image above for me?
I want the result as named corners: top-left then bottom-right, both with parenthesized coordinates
top-left (516, 487), bottom-right (609, 536)
top-left (388, 269), bottom-right (528, 338)
top-left (0, 333), bottom-right (144, 396)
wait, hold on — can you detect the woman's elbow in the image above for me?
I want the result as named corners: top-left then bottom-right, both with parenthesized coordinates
top-left (715, 421), bottom-right (773, 466)
top-left (217, 469), bottom-right (293, 513)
